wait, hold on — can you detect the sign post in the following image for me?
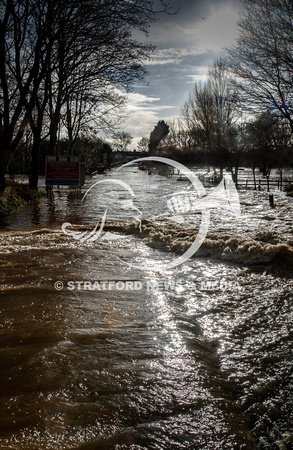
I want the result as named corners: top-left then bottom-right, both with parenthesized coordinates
top-left (45, 156), bottom-right (84, 187)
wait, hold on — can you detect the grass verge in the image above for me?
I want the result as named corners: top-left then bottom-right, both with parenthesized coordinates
top-left (0, 181), bottom-right (44, 217)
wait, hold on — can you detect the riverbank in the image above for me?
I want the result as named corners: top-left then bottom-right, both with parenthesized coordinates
top-left (0, 181), bottom-right (44, 217)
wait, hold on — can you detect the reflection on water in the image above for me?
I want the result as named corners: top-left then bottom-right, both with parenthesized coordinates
top-left (0, 168), bottom-right (292, 449)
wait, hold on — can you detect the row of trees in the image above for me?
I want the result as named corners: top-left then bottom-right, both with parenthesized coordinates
top-left (179, 59), bottom-right (292, 184)
top-left (2, 0), bottom-right (293, 189)
top-left (138, 0), bottom-right (293, 184)
top-left (8, 135), bottom-right (112, 176)
top-left (0, 0), bottom-right (173, 189)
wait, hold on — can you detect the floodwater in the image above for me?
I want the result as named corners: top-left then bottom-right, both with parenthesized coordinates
top-left (0, 164), bottom-right (292, 449)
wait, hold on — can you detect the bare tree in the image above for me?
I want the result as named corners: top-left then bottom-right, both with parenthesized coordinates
top-left (63, 84), bottom-right (126, 155)
top-left (0, 0), bottom-right (59, 189)
top-left (0, 0), bottom-right (175, 189)
top-left (113, 131), bottom-right (133, 153)
top-left (227, 0), bottom-right (293, 132)
top-left (181, 60), bottom-right (240, 177)
top-left (45, 0), bottom-right (177, 160)
top-left (160, 119), bottom-right (188, 150)
top-left (137, 137), bottom-right (150, 153)
top-left (245, 112), bottom-right (292, 190)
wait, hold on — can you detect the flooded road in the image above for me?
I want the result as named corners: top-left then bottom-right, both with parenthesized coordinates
top-left (0, 166), bottom-right (292, 449)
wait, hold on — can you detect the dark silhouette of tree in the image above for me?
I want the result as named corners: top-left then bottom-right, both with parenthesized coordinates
top-left (161, 119), bottom-right (188, 150)
top-left (245, 112), bottom-right (291, 190)
top-left (113, 132), bottom-right (133, 152)
top-left (137, 137), bottom-right (150, 153)
top-left (149, 120), bottom-right (169, 153)
top-left (0, 0), bottom-right (175, 190)
top-left (181, 60), bottom-right (240, 177)
top-left (0, 0), bottom-right (58, 189)
top-left (227, 0), bottom-right (293, 132)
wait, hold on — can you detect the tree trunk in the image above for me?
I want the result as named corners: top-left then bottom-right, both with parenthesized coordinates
top-left (0, 148), bottom-right (12, 191)
top-left (29, 129), bottom-right (41, 189)
top-left (66, 97), bottom-right (74, 155)
top-left (29, 103), bottom-right (45, 190)
top-left (49, 119), bottom-right (59, 155)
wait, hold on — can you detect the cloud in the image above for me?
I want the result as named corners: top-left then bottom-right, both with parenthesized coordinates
top-left (125, 92), bottom-right (174, 116)
top-left (145, 47), bottom-right (206, 66)
top-left (148, 0), bottom-right (239, 52)
top-left (146, 3), bottom-right (239, 62)
top-left (193, 4), bottom-right (239, 52)
top-left (124, 93), bottom-right (174, 144)
top-left (115, 0), bottom-right (241, 149)
top-left (125, 92), bottom-right (161, 111)
top-left (185, 68), bottom-right (210, 84)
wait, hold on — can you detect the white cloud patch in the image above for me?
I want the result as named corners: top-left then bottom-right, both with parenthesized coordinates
top-left (185, 67), bottom-right (209, 84)
top-left (125, 92), bottom-right (161, 111)
top-left (123, 93), bottom-right (175, 147)
top-left (146, 47), bottom-right (206, 66)
top-left (125, 92), bottom-right (173, 114)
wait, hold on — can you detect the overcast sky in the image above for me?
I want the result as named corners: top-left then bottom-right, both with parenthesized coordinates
top-left (123, 0), bottom-right (241, 149)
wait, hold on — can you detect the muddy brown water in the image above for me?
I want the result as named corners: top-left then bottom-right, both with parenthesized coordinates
top-left (0, 169), bottom-right (292, 449)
